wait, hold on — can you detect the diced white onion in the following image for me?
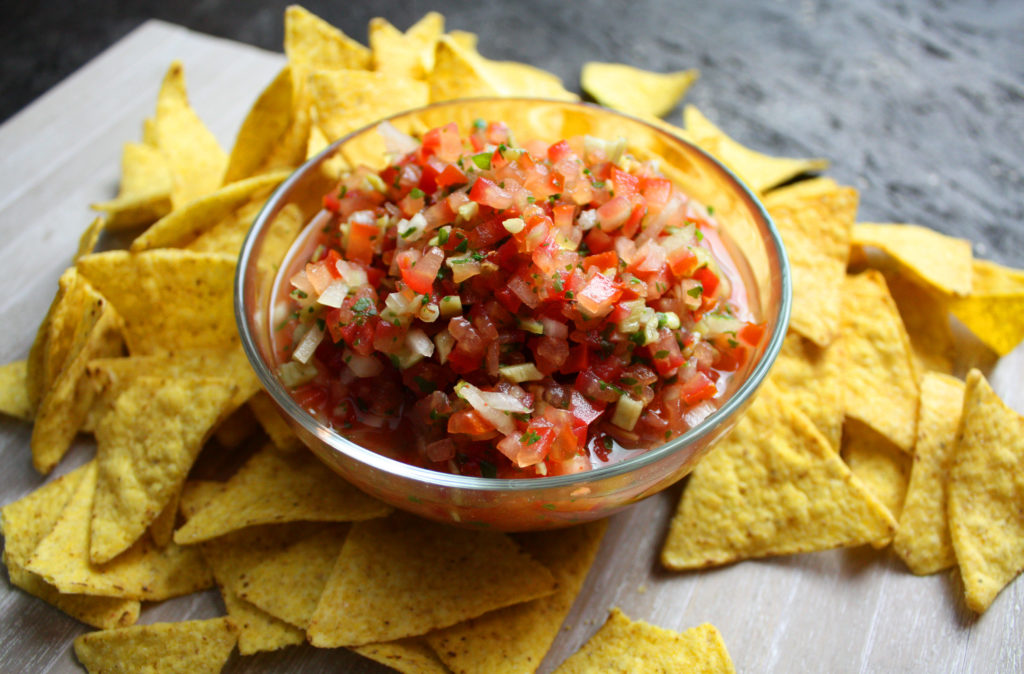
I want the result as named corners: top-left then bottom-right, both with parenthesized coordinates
top-left (292, 322), bottom-right (324, 364)
top-left (454, 381), bottom-right (531, 435)
top-left (406, 328), bottom-right (435, 358)
top-left (279, 361), bottom-right (318, 387)
top-left (316, 280), bottom-right (348, 308)
top-left (577, 209), bottom-right (599, 231)
top-left (541, 317), bottom-right (568, 339)
top-left (345, 350), bottom-right (383, 378)
top-left (377, 120), bottom-right (420, 156)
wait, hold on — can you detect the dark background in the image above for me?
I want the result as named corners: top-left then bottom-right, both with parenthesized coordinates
top-left (4, 0), bottom-right (1023, 266)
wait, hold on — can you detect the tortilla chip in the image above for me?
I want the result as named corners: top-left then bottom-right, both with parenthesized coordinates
top-left (853, 223), bottom-right (972, 297)
top-left (91, 142), bottom-right (173, 230)
top-left (173, 444), bottom-right (391, 545)
top-left (130, 170), bottom-right (288, 251)
top-left (662, 382), bottom-right (896, 570)
top-left (893, 372), bottom-right (965, 575)
top-left (948, 369), bottom-right (1024, 613)
top-left (306, 122), bottom-right (331, 160)
top-left (183, 195), bottom-right (263, 256)
top-left (582, 62), bottom-right (699, 119)
top-left (446, 30), bottom-right (478, 52)
top-left (25, 462), bottom-right (213, 600)
top-left (73, 617), bottom-right (238, 674)
top-left (148, 485), bottom-right (181, 548)
top-left (212, 403), bottom-right (258, 449)
top-left (370, 12), bottom-right (444, 80)
top-left (284, 5), bottom-right (372, 71)
top-left (767, 332), bottom-right (843, 449)
top-left (948, 259), bottom-right (1024, 356)
top-left (90, 376), bottom-right (239, 563)
top-left (4, 563), bottom-right (141, 630)
top-left (154, 62), bottom-right (227, 209)
top-left (490, 60), bottom-right (579, 101)
top-left (763, 180), bottom-right (857, 347)
top-left (886, 274), bottom-right (954, 375)
top-left (220, 583), bottom-right (305, 655)
top-left (29, 269), bottom-right (86, 410)
top-left (427, 520), bottom-right (608, 674)
top-left (237, 523), bottom-right (349, 629)
top-left (32, 288), bottom-right (124, 474)
top-left (553, 608), bottom-right (736, 674)
top-left (353, 639), bottom-right (450, 674)
top-left (684, 105), bottom-right (828, 193)
top-left (841, 422), bottom-right (912, 539)
top-left (429, 36), bottom-right (504, 101)
top-left (0, 359), bottom-right (32, 420)
top-left (248, 391), bottom-right (301, 451)
top-left (75, 217), bottom-right (105, 262)
top-left (840, 271), bottom-right (920, 452)
top-left (309, 69), bottom-right (430, 143)
top-left (76, 249), bottom-right (237, 355)
top-left (307, 514), bottom-right (558, 647)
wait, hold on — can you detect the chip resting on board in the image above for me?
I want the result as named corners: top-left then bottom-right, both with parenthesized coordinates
top-left (73, 617), bottom-right (238, 674)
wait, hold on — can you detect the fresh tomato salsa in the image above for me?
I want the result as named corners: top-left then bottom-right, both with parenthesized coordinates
top-left (272, 120), bottom-right (763, 478)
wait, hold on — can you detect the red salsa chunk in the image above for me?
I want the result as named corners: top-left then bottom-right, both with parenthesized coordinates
top-left (273, 120), bottom-right (763, 478)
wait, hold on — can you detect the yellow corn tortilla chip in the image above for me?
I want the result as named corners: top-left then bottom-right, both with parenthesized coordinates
top-left (582, 62), bottom-right (699, 119)
top-left (0, 359), bottom-right (31, 420)
top-left (353, 639), bottom-right (450, 674)
top-left (154, 62), bottom-right (228, 209)
top-left (427, 520), bottom-right (608, 674)
top-left (489, 60), bottom-right (579, 101)
top-left (840, 271), bottom-right (920, 452)
top-left (32, 288), bottom-right (124, 474)
top-left (853, 223), bottom-right (973, 297)
top-left (948, 369), bottom-right (1024, 613)
top-left (841, 422), bottom-right (912, 543)
top-left (684, 105), bottom-right (829, 193)
top-left (370, 12), bottom-right (445, 80)
top-left (767, 332), bottom-right (843, 449)
top-left (306, 122), bottom-right (331, 160)
top-left (130, 170), bottom-right (288, 251)
top-left (886, 274), bottom-right (954, 375)
top-left (948, 259), bottom-right (1024, 356)
top-left (763, 180), bottom-right (857, 347)
top-left (248, 391), bottom-right (301, 451)
top-left (25, 461), bottom-right (213, 599)
top-left (90, 376), bottom-right (239, 563)
top-left (224, 66), bottom-right (307, 184)
top-left (28, 268), bottom-right (86, 411)
top-left (76, 249), bottom-right (237, 355)
top-left (307, 514), bottom-right (558, 647)
top-left (285, 5), bottom-right (372, 71)
top-left (1, 465), bottom-right (140, 629)
top-left (893, 372), bottom-right (965, 575)
top-left (446, 29), bottom-right (478, 52)
top-left (73, 617), bottom-right (238, 674)
top-left (91, 142), bottom-right (173, 230)
top-left (75, 217), bottom-right (105, 262)
top-left (309, 69), bottom-right (430, 143)
top-left (553, 608), bottom-right (736, 674)
top-left (662, 382), bottom-right (896, 569)
top-left (212, 403), bottom-right (258, 449)
top-left (173, 443), bottom-right (391, 545)
top-left (183, 195), bottom-right (263, 256)
top-left (148, 485), bottom-right (181, 548)
top-left (238, 523), bottom-right (349, 629)
top-left (221, 583), bottom-right (305, 655)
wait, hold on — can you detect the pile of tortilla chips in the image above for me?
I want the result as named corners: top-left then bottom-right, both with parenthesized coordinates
top-left (1, 4), bottom-right (1022, 673)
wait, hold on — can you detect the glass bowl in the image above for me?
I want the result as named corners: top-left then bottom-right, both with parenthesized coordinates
top-left (236, 98), bottom-right (791, 531)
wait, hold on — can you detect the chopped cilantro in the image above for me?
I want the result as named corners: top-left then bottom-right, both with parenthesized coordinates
top-left (687, 285), bottom-right (703, 298)
top-left (520, 431), bottom-right (542, 445)
top-left (654, 349), bottom-right (670, 359)
top-left (454, 238), bottom-right (469, 253)
top-left (409, 187), bottom-right (425, 199)
top-left (413, 375), bottom-right (436, 393)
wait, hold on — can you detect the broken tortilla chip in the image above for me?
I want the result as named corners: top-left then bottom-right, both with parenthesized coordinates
top-left (582, 62), bottom-right (698, 119)
top-left (0, 360), bottom-right (32, 420)
top-left (947, 259), bottom-right (1024, 356)
top-left (307, 514), bottom-right (558, 647)
top-left (853, 223), bottom-right (972, 297)
top-left (73, 617), bottom-right (238, 674)
top-left (553, 608), bottom-right (736, 674)
top-left (767, 332), bottom-right (843, 450)
top-left (840, 271), bottom-right (920, 452)
top-left (662, 382), bottom-right (896, 569)
top-left (948, 369), bottom-right (1024, 613)
top-left (894, 372), bottom-right (965, 575)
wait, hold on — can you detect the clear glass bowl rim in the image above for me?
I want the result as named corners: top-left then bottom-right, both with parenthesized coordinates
top-left (235, 97), bottom-right (792, 495)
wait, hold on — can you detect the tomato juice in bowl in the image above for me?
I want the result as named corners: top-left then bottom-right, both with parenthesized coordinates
top-left (237, 99), bottom-right (791, 530)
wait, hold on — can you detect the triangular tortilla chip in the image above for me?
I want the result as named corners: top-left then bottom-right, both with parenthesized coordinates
top-left (948, 370), bottom-right (1024, 613)
top-left (76, 249), bottom-right (237, 355)
top-left (238, 523), bottom-right (349, 629)
top-left (370, 13), bottom-right (444, 80)
top-left (684, 105), bottom-right (828, 193)
top-left (429, 35), bottom-right (504, 102)
top-left (886, 274), bottom-right (954, 375)
top-left (154, 61), bottom-right (227, 208)
top-left (25, 462), bottom-right (213, 599)
top-left (309, 69), bottom-right (429, 143)
top-left (894, 372), bottom-right (964, 575)
top-left (129, 170), bottom-right (288, 251)
top-left (248, 391), bottom-right (301, 451)
top-left (75, 217), bottom-right (105, 262)
top-left (763, 179), bottom-right (857, 346)
top-left (841, 422), bottom-right (912, 545)
top-left (767, 332), bottom-right (843, 449)
top-left (840, 271), bottom-right (920, 452)
top-left (0, 359), bottom-right (31, 420)
top-left (853, 223), bottom-right (972, 297)
top-left (582, 62), bottom-right (698, 118)
top-left (948, 259), bottom-right (1024, 356)
top-left (285, 5), bottom-right (372, 71)
top-left (173, 444), bottom-right (391, 544)
top-left (211, 403), bottom-right (258, 449)
top-left (427, 520), bottom-right (608, 674)
top-left (73, 617), bottom-right (238, 674)
top-left (90, 376), bottom-right (239, 563)
top-left (661, 382), bottom-right (896, 569)
top-left (148, 485), bottom-right (181, 548)
top-left (307, 514), bottom-right (558, 647)
top-left (91, 142), bottom-right (173, 230)
top-left (353, 639), bottom-right (449, 674)
top-left (26, 268), bottom-right (77, 411)
top-left (552, 608), bottom-right (736, 674)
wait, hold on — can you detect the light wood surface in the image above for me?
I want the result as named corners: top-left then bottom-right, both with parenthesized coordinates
top-left (0, 21), bottom-right (1021, 673)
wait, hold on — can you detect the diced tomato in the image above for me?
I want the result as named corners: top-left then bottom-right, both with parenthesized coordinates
top-left (648, 329), bottom-right (685, 376)
top-left (494, 286), bottom-right (522, 313)
top-left (347, 221), bottom-right (378, 265)
top-left (679, 371), bottom-right (718, 405)
top-left (576, 274), bottom-right (622, 317)
top-left (666, 246), bottom-right (699, 277)
top-left (448, 408), bottom-right (495, 435)
top-left (694, 266), bottom-right (720, 298)
top-left (559, 344), bottom-right (590, 375)
top-left (610, 166), bottom-right (640, 196)
top-left (739, 322), bottom-right (766, 346)
top-left (435, 163), bottom-right (468, 189)
top-left (583, 227), bottom-right (615, 253)
top-left (547, 139), bottom-right (573, 163)
top-left (469, 177), bottom-right (514, 210)
top-left (292, 384), bottom-right (329, 413)
top-left (323, 192), bottom-right (341, 213)
top-left (582, 250), bottom-right (618, 273)
top-left (596, 195), bottom-right (633, 231)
